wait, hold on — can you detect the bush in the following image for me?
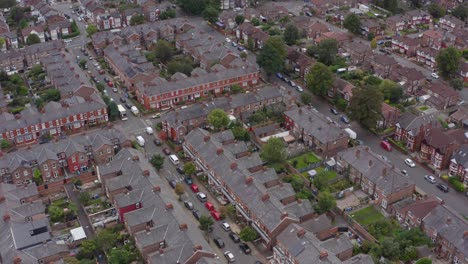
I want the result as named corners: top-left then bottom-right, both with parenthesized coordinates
top-left (448, 177), bottom-right (465, 192)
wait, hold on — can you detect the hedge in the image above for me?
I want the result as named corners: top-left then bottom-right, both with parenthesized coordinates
top-left (448, 177), bottom-right (465, 192)
top-left (62, 32), bottom-right (80, 39)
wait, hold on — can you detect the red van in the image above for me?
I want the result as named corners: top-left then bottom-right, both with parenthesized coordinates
top-left (211, 210), bottom-right (222, 221)
top-left (380, 140), bottom-right (392, 151)
top-left (205, 202), bottom-right (215, 211)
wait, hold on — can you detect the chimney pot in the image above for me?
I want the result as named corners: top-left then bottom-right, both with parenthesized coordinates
top-left (447, 217), bottom-right (452, 224)
top-left (132, 156), bottom-right (140, 161)
top-left (217, 148), bottom-right (224, 155)
top-left (142, 170), bottom-right (150, 177)
top-left (3, 214), bottom-right (10, 222)
top-left (297, 229), bottom-right (306, 238)
top-left (145, 225), bottom-right (151, 232)
top-left (230, 162), bottom-right (238, 170)
top-left (203, 135), bottom-right (210, 142)
top-left (153, 186), bottom-right (161, 192)
top-left (13, 256), bottom-right (21, 264)
top-left (245, 176), bottom-right (253, 185)
top-left (355, 149), bottom-right (360, 158)
top-left (464, 231), bottom-right (468, 239)
top-left (179, 223), bottom-right (188, 230)
top-left (261, 193), bottom-right (270, 202)
top-left (319, 251), bottom-right (328, 259)
top-left (165, 203), bottom-right (173, 210)
top-left (0, 196), bottom-right (5, 203)
top-left (368, 160), bottom-right (373, 167)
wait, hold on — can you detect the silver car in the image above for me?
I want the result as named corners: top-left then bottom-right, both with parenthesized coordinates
top-left (424, 175), bottom-right (436, 184)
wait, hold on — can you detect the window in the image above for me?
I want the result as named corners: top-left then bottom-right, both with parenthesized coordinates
top-left (99, 151), bottom-right (103, 155)
top-left (136, 202), bottom-right (140, 208)
top-left (23, 170), bottom-right (29, 176)
top-left (43, 165), bottom-right (48, 171)
top-left (52, 163), bottom-right (56, 169)
top-left (80, 155), bottom-right (84, 161)
top-left (71, 156), bottom-right (76, 163)
top-left (15, 172), bottom-right (19, 178)
top-left (107, 148), bottom-right (112, 154)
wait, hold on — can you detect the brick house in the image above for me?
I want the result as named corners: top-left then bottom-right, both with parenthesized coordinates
top-left (392, 196), bottom-right (441, 228)
top-left (369, 54), bottom-right (397, 78)
top-left (394, 113), bottom-right (441, 152)
top-left (406, 9), bottom-right (432, 27)
top-left (423, 81), bottom-right (459, 110)
top-left (360, 18), bottom-right (384, 37)
top-left (286, 47), bottom-right (314, 78)
top-left (439, 15), bottom-right (465, 32)
top-left (387, 14), bottom-right (409, 32)
top-left (422, 205), bottom-right (468, 264)
top-left (329, 78), bottom-right (355, 101)
top-left (236, 22), bottom-right (269, 50)
top-left (389, 64), bottom-right (426, 95)
top-left (337, 146), bottom-right (415, 210)
top-left (449, 107), bottom-right (468, 127)
top-left (21, 25), bottom-right (46, 43)
top-left (284, 106), bottom-right (349, 158)
top-left (345, 41), bottom-right (372, 65)
top-left (380, 102), bottom-right (401, 129)
top-left (422, 30), bottom-right (443, 50)
top-left (391, 36), bottom-right (420, 57)
top-left (449, 144), bottom-right (468, 185)
top-left (420, 128), bottom-right (467, 170)
top-left (416, 47), bottom-right (438, 69)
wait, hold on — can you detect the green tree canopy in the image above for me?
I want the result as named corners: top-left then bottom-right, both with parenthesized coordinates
top-left (150, 154), bottom-right (165, 171)
top-left (379, 79), bottom-right (403, 103)
top-left (108, 102), bottom-right (119, 121)
top-left (452, 4), bottom-right (467, 21)
top-left (26, 34), bottom-right (41, 45)
top-left (307, 39), bottom-right (339, 65)
top-left (428, 3), bottom-right (446, 18)
top-left (305, 62), bottom-right (334, 96)
top-left (1, 139), bottom-right (11, 150)
top-left (154, 40), bottom-right (173, 64)
top-left (207, 108), bottom-right (229, 130)
top-left (0, 37), bottom-right (5, 49)
top-left (300, 92), bottom-right (312, 105)
top-left (239, 226), bottom-right (259, 241)
top-left (315, 191), bottom-right (336, 213)
top-left (183, 162), bottom-right (196, 175)
top-left (167, 56), bottom-right (193, 75)
top-left (436, 47), bottom-right (461, 78)
top-left (343, 14), bottom-right (361, 34)
top-left (370, 38), bottom-right (377, 49)
top-left (130, 14), bottom-right (145, 25)
top-left (86, 24), bottom-right (98, 36)
top-left (108, 248), bottom-right (135, 264)
top-left (180, 0), bottom-right (206, 15)
top-left (0, 0), bottom-right (15, 8)
top-left (235, 15), bottom-right (245, 25)
top-left (415, 258), bottom-right (432, 264)
top-left (202, 5), bottom-right (219, 23)
top-left (175, 182), bottom-right (185, 196)
top-left (95, 229), bottom-right (118, 252)
top-left (283, 24), bottom-right (300, 46)
top-left (256, 36), bottom-right (286, 76)
top-left (199, 215), bottom-right (214, 232)
top-left (251, 17), bottom-right (260, 26)
top-left (347, 85), bottom-right (384, 129)
top-left (260, 137), bottom-right (286, 164)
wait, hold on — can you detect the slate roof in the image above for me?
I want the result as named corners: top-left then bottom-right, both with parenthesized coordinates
top-left (320, 234), bottom-right (353, 255)
top-left (23, 243), bottom-right (68, 261)
top-left (342, 254), bottom-right (374, 264)
top-left (396, 113), bottom-right (440, 135)
top-left (423, 205), bottom-right (468, 257)
top-left (451, 144), bottom-right (468, 169)
top-left (285, 106), bottom-right (349, 144)
top-left (337, 145), bottom-right (414, 195)
top-left (302, 214), bottom-right (332, 234)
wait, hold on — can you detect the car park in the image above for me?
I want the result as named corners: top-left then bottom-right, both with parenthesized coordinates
top-left (220, 221), bottom-right (231, 231)
top-left (229, 232), bottom-right (240, 243)
top-left (425, 175), bottom-right (436, 184)
top-left (163, 148), bottom-right (171, 155)
top-left (239, 243), bottom-right (251, 254)
top-left (196, 192), bottom-right (207, 202)
top-left (213, 237), bottom-right (225, 248)
top-left (330, 108), bottom-right (339, 115)
top-left (184, 200), bottom-right (194, 210)
top-left (437, 183), bottom-right (449, 193)
top-left (224, 251), bottom-right (235, 263)
top-left (405, 158), bottom-right (416, 168)
top-left (192, 210), bottom-right (202, 220)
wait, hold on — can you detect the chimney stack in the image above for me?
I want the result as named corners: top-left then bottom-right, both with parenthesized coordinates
top-left (153, 186), bottom-right (161, 192)
top-left (261, 193), bottom-right (270, 202)
top-left (142, 170), bottom-right (150, 177)
top-left (217, 148), bottom-right (224, 155)
top-left (13, 256), bottom-right (21, 264)
top-left (3, 214), bottom-right (10, 222)
top-left (179, 223), bottom-right (188, 230)
top-left (447, 217), bottom-right (452, 224)
top-left (297, 229), bottom-right (306, 238)
top-left (463, 231), bottom-right (468, 239)
top-left (245, 176), bottom-right (253, 185)
top-left (230, 162), bottom-right (238, 170)
top-left (203, 135), bottom-right (210, 142)
top-left (368, 160), bottom-right (373, 168)
top-left (193, 245), bottom-right (203, 251)
top-left (165, 203), bottom-right (173, 210)
top-left (132, 156), bottom-right (140, 161)
top-left (319, 251), bottom-right (328, 259)
top-left (145, 225), bottom-right (151, 232)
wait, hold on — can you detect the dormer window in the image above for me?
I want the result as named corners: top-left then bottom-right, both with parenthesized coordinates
top-left (159, 240), bottom-right (166, 248)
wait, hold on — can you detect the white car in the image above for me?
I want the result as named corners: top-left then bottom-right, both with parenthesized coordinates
top-left (404, 158), bottom-right (416, 168)
top-left (145, 127), bottom-right (154, 135)
top-left (220, 221), bottom-right (231, 232)
top-left (431, 72), bottom-right (439, 79)
top-left (425, 175), bottom-right (436, 184)
top-left (296, 86), bottom-right (304, 92)
top-left (225, 38), bottom-right (231, 43)
top-left (224, 251), bottom-right (235, 263)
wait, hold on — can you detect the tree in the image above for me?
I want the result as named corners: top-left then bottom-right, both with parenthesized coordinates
top-left (313, 170), bottom-right (331, 191)
top-left (33, 169), bottom-right (43, 185)
top-left (436, 47), bottom-right (461, 78)
top-left (409, 0), bottom-right (423, 8)
top-left (167, 56), bottom-right (193, 75)
top-left (183, 162), bottom-right (196, 175)
top-left (239, 226), bottom-right (259, 241)
top-left (79, 192), bottom-right (91, 206)
top-left (343, 14), bottom-right (361, 34)
top-left (96, 83), bottom-right (105, 92)
top-left (370, 38), bottom-right (377, 49)
top-left (428, 3), bottom-right (446, 18)
top-left (0, 37), bottom-right (5, 50)
top-left (86, 24), bottom-right (98, 36)
top-left (0, 0), bottom-right (15, 8)
top-left (207, 108), bottom-right (229, 130)
top-left (416, 258), bottom-right (432, 264)
top-left (283, 24), bottom-right (300, 46)
top-left (307, 39), bottom-right (339, 65)
top-left (256, 36), bottom-right (286, 76)
top-left (203, 5), bottom-right (219, 23)
top-left (79, 59), bottom-right (87, 69)
top-left (130, 14), bottom-right (145, 25)
top-left (108, 102), bottom-right (119, 121)
top-left (247, 37), bottom-right (254, 51)
top-left (450, 78), bottom-right (464, 91)
top-left (315, 191), bottom-right (336, 213)
top-left (367, 32), bottom-right (375, 41)
top-left (251, 17), bottom-right (260, 26)
top-left (0, 139), bottom-right (10, 150)
top-left (95, 229), bottom-right (118, 252)
top-left (300, 92), bottom-right (312, 105)
top-left (348, 85), bottom-right (384, 129)
top-left (79, 239), bottom-right (97, 259)
top-left (231, 125), bottom-right (250, 141)
top-left (180, 0), bottom-right (206, 15)
top-left (235, 15), bottom-right (245, 25)
top-left (150, 154), bottom-right (165, 171)
top-left (380, 237), bottom-right (401, 260)
top-left (260, 137), bottom-right (286, 165)
top-left (174, 183), bottom-right (185, 196)
top-left (381, 0), bottom-right (399, 14)
top-left (379, 79), bottom-right (403, 103)
top-left (160, 9), bottom-right (176, 20)
top-left (220, 204), bottom-right (236, 219)
top-left (26, 34), bottom-right (41, 45)
top-left (452, 4), bottom-right (467, 21)
top-left (108, 248), bottom-right (135, 264)
top-left (154, 40), bottom-right (173, 64)
top-left (199, 215), bottom-right (214, 233)
top-left (240, 51), bottom-right (247, 59)
top-left (305, 62), bottom-right (334, 96)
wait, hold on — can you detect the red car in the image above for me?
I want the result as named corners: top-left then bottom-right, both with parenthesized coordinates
top-left (380, 140), bottom-right (392, 152)
top-left (205, 202), bottom-right (215, 211)
top-left (190, 184), bottom-right (199, 193)
top-left (211, 210), bottom-right (221, 221)
top-left (98, 69), bottom-right (105, 75)
top-left (107, 81), bottom-right (113, 87)
top-left (163, 148), bottom-right (171, 155)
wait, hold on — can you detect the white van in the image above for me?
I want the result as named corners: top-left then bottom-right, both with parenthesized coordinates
top-left (169, 155), bottom-right (179, 165)
top-left (136, 136), bottom-right (145, 147)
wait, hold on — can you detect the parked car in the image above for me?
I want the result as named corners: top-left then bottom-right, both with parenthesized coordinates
top-left (296, 86), bottom-right (303, 92)
top-left (125, 103), bottom-right (132, 109)
top-left (168, 179), bottom-right (177, 189)
top-left (145, 127), bottom-right (153, 134)
top-left (107, 81), bottom-right (114, 87)
top-left (239, 243), bottom-right (251, 254)
top-left (340, 115), bottom-right (350, 124)
top-left (404, 158), bottom-right (416, 168)
top-left (176, 167), bottom-right (184, 174)
top-left (120, 97), bottom-right (126, 103)
top-left (276, 72), bottom-right (283, 79)
top-left (437, 183), bottom-right (449, 193)
top-left (220, 221), bottom-right (231, 231)
top-left (191, 184), bottom-right (200, 193)
top-left (192, 210), bottom-right (202, 220)
top-left (431, 72), bottom-right (439, 79)
top-left (104, 77), bottom-right (109, 82)
top-left (211, 210), bottom-right (222, 221)
top-left (205, 202), bottom-right (215, 211)
top-left (184, 200), bottom-right (194, 210)
top-left (153, 139), bottom-right (161, 146)
top-left (163, 148), bottom-right (171, 155)
top-left (196, 192), bottom-right (207, 202)
top-left (225, 38), bottom-right (231, 43)
top-left (330, 108), bottom-right (339, 115)
top-left (224, 251), bottom-right (235, 263)
top-left (184, 176), bottom-right (193, 185)
top-left (213, 237), bottom-right (225, 248)
top-left (425, 175), bottom-right (436, 184)
top-left (231, 42), bottom-right (238, 47)
top-left (380, 140), bottom-right (392, 151)
top-left (401, 170), bottom-right (408, 176)
top-left (229, 232), bottom-right (240, 243)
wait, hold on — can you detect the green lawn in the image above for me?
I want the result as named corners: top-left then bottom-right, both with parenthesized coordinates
top-left (351, 206), bottom-right (385, 227)
top-left (288, 152), bottom-right (320, 169)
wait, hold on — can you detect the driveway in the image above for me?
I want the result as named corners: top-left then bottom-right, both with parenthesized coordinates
top-left (64, 183), bottom-right (95, 239)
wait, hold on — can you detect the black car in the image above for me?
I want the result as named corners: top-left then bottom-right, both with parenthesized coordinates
top-left (341, 115), bottom-right (350, 124)
top-left (176, 167), bottom-right (184, 174)
top-left (192, 210), bottom-right (202, 220)
top-left (213, 237), bottom-right (225, 248)
top-left (119, 97), bottom-right (126, 103)
top-left (104, 77), bottom-right (109, 82)
top-left (239, 243), bottom-right (251, 254)
top-left (153, 139), bottom-right (161, 146)
top-left (437, 183), bottom-right (449, 193)
top-left (125, 103), bottom-right (132, 109)
top-left (330, 108), bottom-right (339, 115)
top-left (184, 176), bottom-right (193, 185)
top-left (168, 179), bottom-right (177, 189)
top-left (228, 232), bottom-right (241, 243)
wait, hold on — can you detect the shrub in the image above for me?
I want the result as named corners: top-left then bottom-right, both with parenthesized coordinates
top-left (448, 177), bottom-right (465, 192)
